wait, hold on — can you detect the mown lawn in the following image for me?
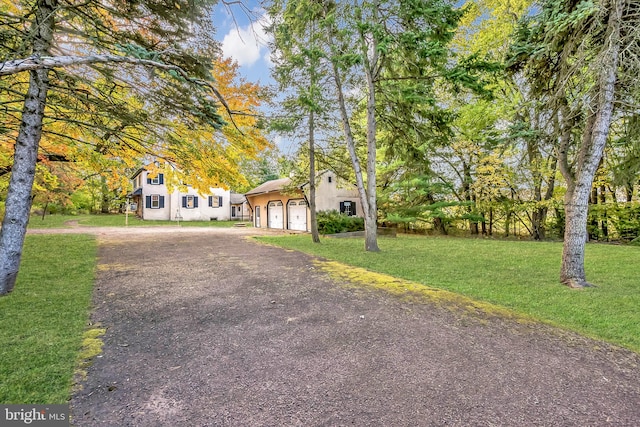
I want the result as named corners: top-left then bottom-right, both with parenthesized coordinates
top-left (256, 234), bottom-right (640, 353)
top-left (27, 214), bottom-right (249, 228)
top-left (0, 234), bottom-right (97, 403)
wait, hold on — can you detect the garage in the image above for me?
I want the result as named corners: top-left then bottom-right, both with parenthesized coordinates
top-left (268, 201), bottom-right (284, 229)
top-left (288, 200), bottom-right (308, 231)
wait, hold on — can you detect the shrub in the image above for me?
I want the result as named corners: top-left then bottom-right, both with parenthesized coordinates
top-left (317, 210), bottom-right (365, 234)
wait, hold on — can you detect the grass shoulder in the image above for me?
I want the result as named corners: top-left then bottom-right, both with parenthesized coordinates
top-left (255, 233), bottom-right (640, 353)
top-left (0, 234), bottom-right (97, 403)
top-left (27, 214), bottom-right (250, 228)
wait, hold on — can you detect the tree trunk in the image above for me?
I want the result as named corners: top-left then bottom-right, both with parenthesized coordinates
top-left (100, 175), bottom-right (111, 214)
top-left (528, 124), bottom-right (545, 240)
top-left (41, 200), bottom-right (49, 220)
top-left (461, 162), bottom-right (478, 234)
top-left (600, 185), bottom-right (608, 239)
top-left (625, 184), bottom-right (633, 202)
top-left (0, 0), bottom-right (55, 295)
top-left (308, 110), bottom-right (320, 243)
top-left (488, 207), bottom-right (493, 236)
top-left (588, 186), bottom-right (599, 240)
top-left (330, 60), bottom-right (371, 238)
top-left (560, 0), bottom-right (623, 288)
top-left (359, 2), bottom-right (380, 252)
top-left (363, 58), bottom-right (379, 252)
top-left (532, 156), bottom-right (558, 240)
top-left (505, 209), bottom-right (511, 237)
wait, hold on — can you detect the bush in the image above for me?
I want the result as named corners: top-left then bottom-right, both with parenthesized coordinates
top-left (317, 210), bottom-right (365, 234)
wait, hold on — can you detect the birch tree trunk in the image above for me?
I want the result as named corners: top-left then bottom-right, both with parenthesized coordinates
top-left (560, 0), bottom-right (623, 288)
top-left (0, 0), bottom-right (56, 294)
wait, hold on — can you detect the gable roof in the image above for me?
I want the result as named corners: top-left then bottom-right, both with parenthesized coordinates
top-left (130, 167), bottom-right (146, 180)
top-left (230, 192), bottom-right (247, 204)
top-left (244, 177), bottom-right (292, 196)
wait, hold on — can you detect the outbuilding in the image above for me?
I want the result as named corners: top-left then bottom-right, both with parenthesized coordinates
top-left (244, 171), bottom-right (362, 231)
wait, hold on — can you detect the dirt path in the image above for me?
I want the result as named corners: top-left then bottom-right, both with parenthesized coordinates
top-left (69, 229), bottom-right (640, 426)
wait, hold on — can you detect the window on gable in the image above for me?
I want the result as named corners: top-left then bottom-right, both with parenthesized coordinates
top-left (328, 176), bottom-right (332, 183)
top-left (182, 195), bottom-right (198, 209)
top-left (147, 173), bottom-right (164, 185)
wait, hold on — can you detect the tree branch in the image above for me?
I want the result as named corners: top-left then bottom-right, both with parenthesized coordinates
top-left (0, 54), bottom-right (240, 128)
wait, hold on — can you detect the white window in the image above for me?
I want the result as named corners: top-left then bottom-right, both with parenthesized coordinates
top-left (181, 195), bottom-right (198, 209)
top-left (208, 196), bottom-right (223, 208)
top-left (148, 173), bottom-right (163, 185)
top-left (340, 201), bottom-right (356, 216)
top-left (146, 195), bottom-right (164, 209)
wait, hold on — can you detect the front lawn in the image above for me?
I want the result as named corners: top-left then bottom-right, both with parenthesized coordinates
top-left (256, 234), bottom-right (640, 353)
top-left (27, 214), bottom-right (250, 228)
top-left (0, 234), bottom-right (97, 403)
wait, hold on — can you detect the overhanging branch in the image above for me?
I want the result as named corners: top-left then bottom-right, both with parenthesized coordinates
top-left (0, 54), bottom-right (240, 128)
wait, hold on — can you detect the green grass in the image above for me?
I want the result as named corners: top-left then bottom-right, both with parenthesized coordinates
top-left (256, 234), bottom-right (640, 353)
top-left (0, 234), bottom-right (97, 403)
top-left (27, 214), bottom-right (250, 228)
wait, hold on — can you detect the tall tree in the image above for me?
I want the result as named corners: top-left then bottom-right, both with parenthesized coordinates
top-left (0, 0), bottom-right (266, 294)
top-left (268, 0), bottom-right (332, 243)
top-left (321, 0), bottom-right (483, 251)
top-left (509, 0), bottom-right (637, 287)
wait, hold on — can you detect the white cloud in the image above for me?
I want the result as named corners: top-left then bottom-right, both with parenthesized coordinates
top-left (221, 14), bottom-right (272, 67)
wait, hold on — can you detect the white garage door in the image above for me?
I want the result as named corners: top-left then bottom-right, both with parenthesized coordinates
top-left (288, 200), bottom-right (307, 231)
top-left (268, 201), bottom-right (284, 229)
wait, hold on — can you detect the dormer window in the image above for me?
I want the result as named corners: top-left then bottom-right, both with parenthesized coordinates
top-left (147, 173), bottom-right (164, 185)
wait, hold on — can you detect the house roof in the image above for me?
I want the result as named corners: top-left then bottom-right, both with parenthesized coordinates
top-left (130, 167), bottom-right (146, 180)
top-left (230, 193), bottom-right (247, 204)
top-left (244, 177), bottom-right (292, 196)
top-left (127, 187), bottom-right (142, 197)
top-left (299, 169), bottom-right (330, 190)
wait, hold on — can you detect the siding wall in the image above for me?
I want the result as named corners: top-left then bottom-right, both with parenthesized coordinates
top-left (246, 190), bottom-right (309, 230)
top-left (132, 170), bottom-right (231, 221)
top-left (309, 171), bottom-right (362, 216)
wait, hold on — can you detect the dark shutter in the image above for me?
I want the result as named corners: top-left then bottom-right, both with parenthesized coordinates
top-left (351, 201), bottom-right (356, 216)
top-left (208, 196), bottom-right (213, 207)
top-left (218, 196), bottom-right (223, 207)
top-left (146, 196), bottom-right (151, 208)
top-left (147, 177), bottom-right (152, 184)
top-left (193, 196), bottom-right (199, 208)
top-left (182, 196), bottom-right (187, 208)
top-left (159, 196), bottom-right (165, 209)
top-left (159, 174), bottom-right (164, 184)
top-left (339, 201), bottom-right (345, 214)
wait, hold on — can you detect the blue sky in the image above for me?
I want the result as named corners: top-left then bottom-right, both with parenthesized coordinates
top-left (212, 1), bottom-right (273, 85)
top-left (212, 2), bottom-right (298, 154)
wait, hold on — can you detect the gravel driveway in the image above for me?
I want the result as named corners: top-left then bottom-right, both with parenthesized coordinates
top-left (69, 227), bottom-right (640, 426)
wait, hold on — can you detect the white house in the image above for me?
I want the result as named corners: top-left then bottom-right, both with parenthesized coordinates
top-left (230, 192), bottom-right (251, 221)
top-left (129, 167), bottom-right (232, 221)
